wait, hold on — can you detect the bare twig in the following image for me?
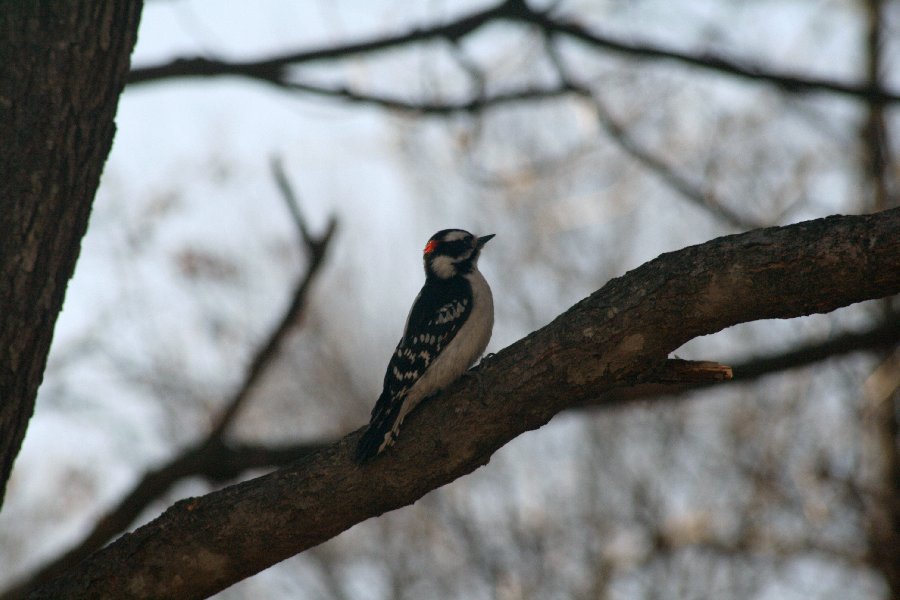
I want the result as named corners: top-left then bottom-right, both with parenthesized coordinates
top-left (543, 34), bottom-right (764, 230)
top-left (519, 3), bottom-right (900, 104)
top-left (209, 164), bottom-right (337, 436)
top-left (589, 313), bottom-right (900, 409)
top-left (256, 77), bottom-right (578, 115)
top-left (271, 157), bottom-right (314, 244)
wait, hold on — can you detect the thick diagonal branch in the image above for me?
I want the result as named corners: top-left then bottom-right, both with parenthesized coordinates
top-left (32, 208), bottom-right (900, 600)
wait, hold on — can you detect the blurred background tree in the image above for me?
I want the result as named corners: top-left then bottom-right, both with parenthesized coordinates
top-left (1, 1), bottom-right (898, 598)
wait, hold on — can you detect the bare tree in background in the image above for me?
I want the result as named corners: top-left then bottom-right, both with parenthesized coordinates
top-left (1, 1), bottom-right (899, 599)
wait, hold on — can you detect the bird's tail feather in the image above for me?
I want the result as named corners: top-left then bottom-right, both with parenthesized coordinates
top-left (354, 392), bottom-right (402, 463)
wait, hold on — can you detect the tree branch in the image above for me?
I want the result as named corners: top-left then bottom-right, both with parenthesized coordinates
top-left (11, 295), bottom-right (897, 600)
top-left (732, 316), bottom-right (900, 380)
top-left (8, 296), bottom-right (897, 599)
top-left (208, 163), bottom-right (337, 436)
top-left (31, 209), bottom-right (900, 599)
top-left (589, 312), bottom-right (900, 408)
top-left (543, 35), bottom-right (764, 231)
top-left (258, 79), bottom-right (579, 115)
top-left (519, 4), bottom-right (900, 104)
top-left (126, 1), bottom-right (515, 86)
top-left (126, 0), bottom-right (900, 105)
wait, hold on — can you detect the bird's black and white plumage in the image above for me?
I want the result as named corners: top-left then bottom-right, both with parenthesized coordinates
top-left (355, 229), bottom-right (495, 463)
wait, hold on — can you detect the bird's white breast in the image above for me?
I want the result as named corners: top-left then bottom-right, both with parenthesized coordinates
top-left (404, 268), bottom-right (493, 408)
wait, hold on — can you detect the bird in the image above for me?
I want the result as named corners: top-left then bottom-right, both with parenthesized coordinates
top-left (354, 229), bottom-right (495, 463)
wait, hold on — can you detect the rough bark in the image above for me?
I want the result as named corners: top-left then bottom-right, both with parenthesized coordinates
top-left (31, 208), bottom-right (900, 600)
top-left (0, 2), bottom-right (143, 505)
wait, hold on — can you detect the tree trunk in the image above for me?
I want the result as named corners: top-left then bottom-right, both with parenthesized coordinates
top-left (0, 2), bottom-right (143, 505)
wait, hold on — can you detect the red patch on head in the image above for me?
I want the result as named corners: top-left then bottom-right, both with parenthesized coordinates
top-left (424, 240), bottom-right (439, 254)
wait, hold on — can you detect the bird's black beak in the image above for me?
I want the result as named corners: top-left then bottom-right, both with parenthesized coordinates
top-left (475, 233), bottom-right (495, 248)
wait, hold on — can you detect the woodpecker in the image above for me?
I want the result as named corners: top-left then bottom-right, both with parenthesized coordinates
top-left (355, 229), bottom-right (495, 463)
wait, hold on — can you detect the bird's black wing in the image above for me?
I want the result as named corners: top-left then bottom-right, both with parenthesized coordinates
top-left (355, 277), bottom-right (472, 462)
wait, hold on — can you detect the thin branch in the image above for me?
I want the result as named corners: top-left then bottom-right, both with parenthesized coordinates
top-left (447, 38), bottom-right (488, 100)
top-left (589, 313), bottom-right (900, 408)
top-left (209, 167), bottom-right (337, 436)
top-left (251, 75), bottom-right (580, 115)
top-left (271, 157), bottom-right (314, 245)
top-left (588, 91), bottom-right (763, 229)
top-left (544, 34), bottom-right (764, 230)
top-left (733, 316), bottom-right (900, 380)
top-left (520, 5), bottom-right (900, 104)
top-left (126, 0), bottom-right (518, 86)
top-left (126, 0), bottom-right (900, 105)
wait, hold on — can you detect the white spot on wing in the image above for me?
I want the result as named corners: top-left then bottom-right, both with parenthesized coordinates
top-left (433, 299), bottom-right (467, 324)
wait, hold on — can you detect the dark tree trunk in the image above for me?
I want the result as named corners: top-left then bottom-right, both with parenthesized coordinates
top-left (0, 2), bottom-right (143, 505)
